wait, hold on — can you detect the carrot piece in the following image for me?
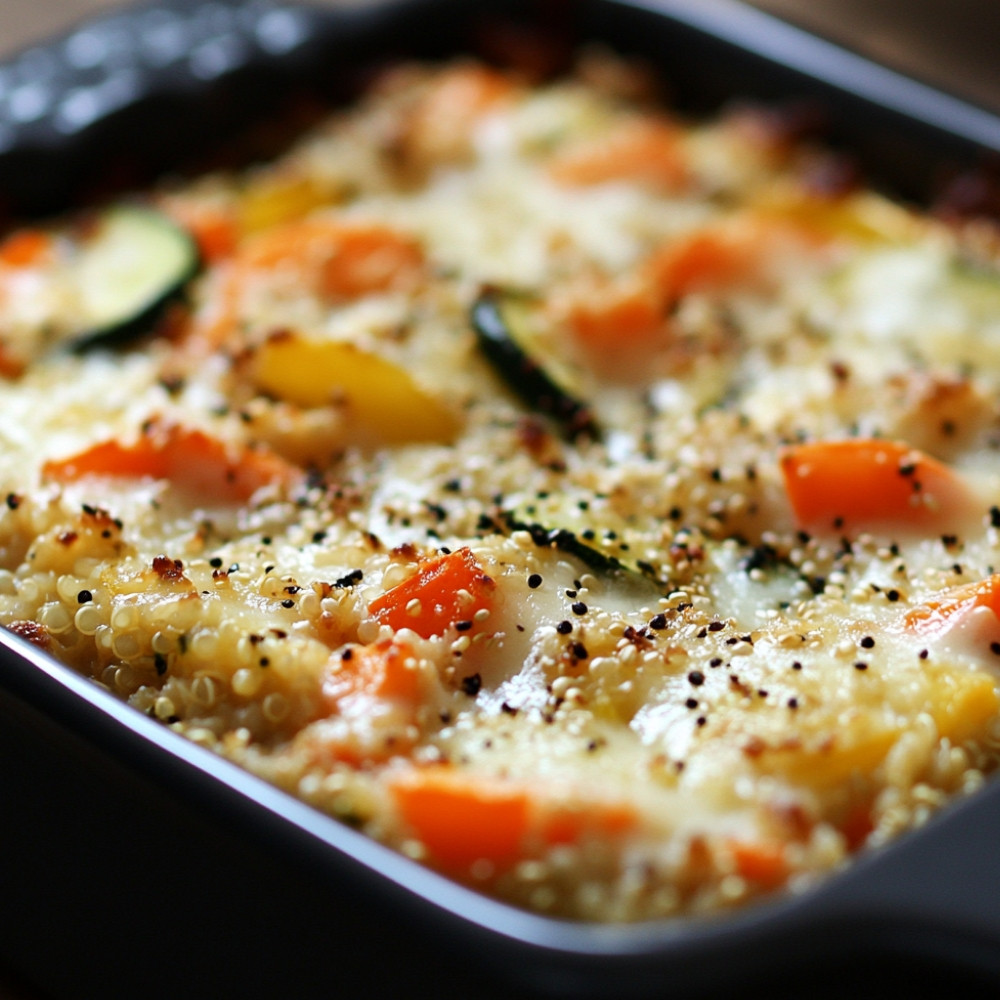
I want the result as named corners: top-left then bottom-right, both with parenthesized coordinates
top-left (190, 219), bottom-right (426, 353)
top-left (389, 766), bottom-right (639, 873)
top-left (644, 228), bottom-right (757, 302)
top-left (542, 800), bottom-right (637, 845)
top-left (404, 63), bottom-right (516, 164)
top-left (728, 839), bottom-right (789, 889)
top-left (839, 800), bottom-right (875, 852)
top-left (318, 225), bottom-right (425, 300)
top-left (418, 63), bottom-right (515, 121)
top-left (548, 117), bottom-right (687, 190)
top-left (243, 219), bottom-right (424, 299)
top-left (390, 766), bottom-right (530, 872)
top-left (560, 214), bottom-right (823, 361)
top-left (905, 574), bottom-right (1000, 635)
top-left (560, 275), bottom-right (666, 355)
top-left (0, 229), bottom-right (53, 269)
top-left (42, 421), bottom-right (301, 502)
top-left (308, 639), bottom-right (431, 767)
top-left (183, 209), bottom-right (237, 263)
top-left (0, 343), bottom-right (26, 379)
top-left (779, 439), bottom-right (973, 534)
top-left (643, 212), bottom-right (830, 305)
top-left (323, 638), bottom-right (423, 706)
top-left (368, 547), bottom-right (494, 639)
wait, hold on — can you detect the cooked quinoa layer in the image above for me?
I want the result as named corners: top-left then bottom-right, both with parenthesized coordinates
top-left (3, 54), bottom-right (1000, 920)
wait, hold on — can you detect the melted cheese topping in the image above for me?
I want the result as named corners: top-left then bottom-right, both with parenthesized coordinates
top-left (3, 55), bottom-right (1000, 921)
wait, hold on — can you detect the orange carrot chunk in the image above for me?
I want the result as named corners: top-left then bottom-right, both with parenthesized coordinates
top-left (242, 219), bottom-right (424, 300)
top-left (390, 767), bottom-right (639, 874)
top-left (368, 547), bottom-right (494, 639)
top-left (645, 227), bottom-right (758, 302)
top-left (0, 343), bottom-right (26, 380)
top-left (192, 220), bottom-right (425, 352)
top-left (728, 839), bottom-right (789, 890)
top-left (560, 275), bottom-right (666, 356)
top-left (541, 800), bottom-right (637, 846)
top-left (779, 439), bottom-right (973, 535)
top-left (0, 229), bottom-right (54, 269)
top-left (182, 208), bottom-right (238, 263)
top-left (549, 117), bottom-right (687, 190)
top-left (839, 800), bottom-right (875, 852)
top-left (390, 766), bottom-right (530, 872)
top-left (323, 638), bottom-right (423, 707)
top-left (42, 421), bottom-right (300, 502)
top-left (403, 63), bottom-right (517, 165)
top-left (904, 573), bottom-right (1000, 636)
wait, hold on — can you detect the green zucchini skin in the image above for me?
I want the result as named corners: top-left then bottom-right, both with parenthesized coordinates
top-left (471, 289), bottom-right (598, 440)
top-left (68, 206), bottom-right (201, 352)
top-left (503, 510), bottom-right (665, 594)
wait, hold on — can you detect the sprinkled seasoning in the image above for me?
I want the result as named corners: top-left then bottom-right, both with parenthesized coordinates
top-left (0, 51), bottom-right (998, 928)
top-left (461, 673), bottom-right (482, 696)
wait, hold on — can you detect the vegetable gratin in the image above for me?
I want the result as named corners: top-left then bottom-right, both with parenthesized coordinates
top-left (3, 52), bottom-right (1000, 922)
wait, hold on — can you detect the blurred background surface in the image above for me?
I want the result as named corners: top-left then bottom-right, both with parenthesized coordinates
top-left (2, 0), bottom-right (1000, 112)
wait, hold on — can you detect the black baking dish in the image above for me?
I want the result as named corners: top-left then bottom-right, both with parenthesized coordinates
top-left (4, 2), bottom-right (1000, 998)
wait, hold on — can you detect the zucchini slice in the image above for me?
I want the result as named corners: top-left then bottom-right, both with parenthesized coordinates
top-left (504, 500), bottom-right (666, 594)
top-left (67, 205), bottom-right (200, 350)
top-left (471, 289), bottom-right (598, 439)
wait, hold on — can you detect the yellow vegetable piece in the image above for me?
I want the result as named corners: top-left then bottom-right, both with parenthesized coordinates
top-left (926, 668), bottom-right (999, 746)
top-left (757, 189), bottom-right (922, 245)
top-left (252, 334), bottom-right (459, 444)
top-left (239, 174), bottom-right (335, 235)
top-left (754, 716), bottom-right (900, 789)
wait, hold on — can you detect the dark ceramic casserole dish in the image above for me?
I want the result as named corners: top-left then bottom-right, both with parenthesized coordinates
top-left (3, 2), bottom-right (1000, 997)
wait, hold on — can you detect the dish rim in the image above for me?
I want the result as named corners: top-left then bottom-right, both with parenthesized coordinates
top-left (4, 0), bottom-right (1000, 991)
